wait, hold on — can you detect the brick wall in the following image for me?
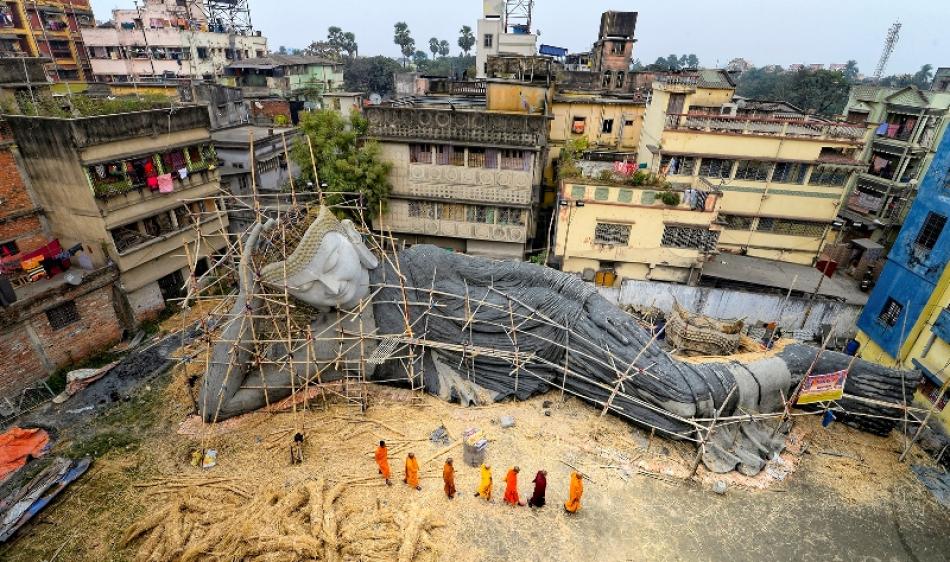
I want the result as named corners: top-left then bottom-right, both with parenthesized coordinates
top-left (250, 99), bottom-right (291, 125)
top-left (0, 143), bottom-right (44, 252)
top-left (0, 269), bottom-right (123, 397)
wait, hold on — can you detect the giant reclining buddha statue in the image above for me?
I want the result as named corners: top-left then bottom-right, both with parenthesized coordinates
top-left (201, 206), bottom-right (918, 475)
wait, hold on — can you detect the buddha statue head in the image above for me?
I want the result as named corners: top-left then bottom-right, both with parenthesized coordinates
top-left (259, 206), bottom-right (379, 309)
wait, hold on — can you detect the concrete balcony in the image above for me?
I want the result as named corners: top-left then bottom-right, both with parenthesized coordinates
top-left (112, 211), bottom-right (227, 272)
top-left (365, 106), bottom-right (548, 149)
top-left (664, 114), bottom-right (867, 143)
top-left (97, 169), bottom-right (220, 228)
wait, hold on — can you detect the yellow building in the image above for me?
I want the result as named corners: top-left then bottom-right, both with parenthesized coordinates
top-left (637, 71), bottom-right (871, 265)
top-left (552, 178), bottom-right (722, 285)
top-left (0, 0), bottom-right (96, 81)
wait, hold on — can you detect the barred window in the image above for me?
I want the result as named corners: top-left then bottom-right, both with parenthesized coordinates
top-left (497, 208), bottom-right (524, 225)
top-left (407, 201), bottom-right (436, 219)
top-left (467, 147), bottom-right (486, 168)
top-left (467, 205), bottom-right (495, 224)
top-left (594, 223), bottom-right (631, 245)
top-left (914, 212), bottom-right (947, 254)
top-left (772, 162), bottom-right (807, 184)
top-left (756, 218), bottom-right (826, 237)
top-left (734, 160), bottom-right (771, 181)
top-left (449, 146), bottom-right (466, 166)
top-left (809, 167), bottom-right (848, 186)
top-left (660, 155), bottom-right (695, 176)
top-left (434, 145), bottom-right (450, 165)
top-left (698, 158), bottom-right (734, 179)
top-left (878, 298), bottom-right (903, 328)
top-left (500, 149), bottom-right (528, 171)
top-left (438, 203), bottom-right (466, 222)
top-left (661, 225), bottom-right (720, 252)
top-left (720, 215), bottom-right (754, 230)
top-left (46, 301), bottom-right (80, 330)
top-left (409, 143), bottom-right (432, 164)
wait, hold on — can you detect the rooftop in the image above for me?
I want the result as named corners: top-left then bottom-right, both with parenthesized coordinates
top-left (211, 125), bottom-right (297, 145)
top-left (701, 253), bottom-right (868, 305)
top-left (226, 54), bottom-right (341, 70)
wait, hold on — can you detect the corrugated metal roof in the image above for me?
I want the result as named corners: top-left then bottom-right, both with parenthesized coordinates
top-left (227, 54), bottom-right (341, 70)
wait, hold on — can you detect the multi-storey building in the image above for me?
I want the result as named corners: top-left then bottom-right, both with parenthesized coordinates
top-left (839, 83), bottom-right (950, 244)
top-left (476, 0), bottom-right (538, 79)
top-left (365, 78), bottom-right (549, 259)
top-left (855, 130), bottom-right (950, 433)
top-left (552, 177), bottom-right (722, 284)
top-left (6, 105), bottom-right (229, 323)
top-left (0, 0), bottom-right (96, 81)
top-left (81, 0), bottom-right (267, 83)
top-left (221, 54), bottom-right (343, 102)
top-left (637, 71), bottom-right (870, 265)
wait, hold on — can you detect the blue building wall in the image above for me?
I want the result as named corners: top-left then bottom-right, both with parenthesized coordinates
top-left (857, 130), bottom-right (950, 357)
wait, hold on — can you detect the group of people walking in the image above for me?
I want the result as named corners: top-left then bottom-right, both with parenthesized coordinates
top-left (375, 441), bottom-right (585, 513)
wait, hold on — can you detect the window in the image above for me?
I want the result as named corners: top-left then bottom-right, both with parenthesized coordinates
top-left (497, 208), bottom-right (523, 225)
top-left (594, 187), bottom-right (609, 201)
top-left (734, 160), bottom-right (771, 181)
top-left (571, 185), bottom-right (586, 199)
top-left (610, 40), bottom-right (624, 55)
top-left (0, 239), bottom-right (19, 258)
top-left (46, 301), bottom-right (80, 330)
top-left (756, 218), bottom-right (826, 237)
top-left (720, 215), bottom-right (754, 230)
top-left (467, 147), bottom-right (486, 168)
top-left (602, 119), bottom-right (614, 134)
top-left (484, 34), bottom-right (493, 48)
top-left (641, 191), bottom-right (656, 205)
top-left (407, 201), bottom-right (436, 219)
top-left (809, 167), bottom-right (848, 187)
top-left (438, 203), bottom-right (466, 222)
top-left (434, 145), bottom-right (450, 165)
top-left (602, 71), bottom-right (612, 89)
top-left (616, 71), bottom-right (625, 88)
top-left (572, 116), bottom-right (586, 134)
top-left (914, 212), bottom-right (947, 255)
top-left (594, 223), bottom-right (631, 245)
top-left (409, 143), bottom-right (432, 164)
top-left (500, 149), bottom-right (527, 171)
top-left (660, 155), bottom-right (695, 176)
top-left (878, 298), bottom-right (903, 328)
top-left (617, 189), bottom-right (633, 203)
top-left (772, 162), bottom-right (807, 184)
top-left (661, 225), bottom-right (720, 252)
top-left (449, 146), bottom-right (465, 166)
top-left (467, 205), bottom-right (495, 224)
top-left (698, 158), bottom-right (734, 179)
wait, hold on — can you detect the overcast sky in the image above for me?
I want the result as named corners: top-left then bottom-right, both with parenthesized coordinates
top-left (89, 0), bottom-right (945, 75)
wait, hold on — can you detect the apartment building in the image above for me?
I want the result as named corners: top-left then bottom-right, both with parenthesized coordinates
top-left (6, 105), bottom-right (229, 323)
top-left (0, 0), bottom-right (96, 81)
top-left (365, 78), bottom-right (550, 259)
top-left (552, 177), bottom-right (722, 285)
top-left (637, 71), bottom-right (870, 265)
top-left (81, 0), bottom-right (267, 83)
top-left (476, 0), bottom-right (538, 78)
top-left (840, 83), bottom-right (950, 244)
top-left (221, 54), bottom-right (343, 102)
top-left (855, 130), bottom-right (950, 432)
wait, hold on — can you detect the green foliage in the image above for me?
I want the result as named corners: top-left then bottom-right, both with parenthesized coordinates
top-left (529, 251), bottom-right (548, 266)
top-left (415, 55), bottom-right (475, 78)
top-left (18, 93), bottom-right (174, 118)
top-left (458, 26), bottom-right (475, 55)
top-left (659, 191), bottom-right (681, 206)
top-left (292, 109), bottom-right (392, 216)
top-left (343, 56), bottom-right (402, 96)
top-left (327, 26), bottom-right (358, 58)
top-left (393, 22), bottom-right (415, 66)
top-left (736, 67), bottom-right (851, 116)
top-left (438, 40), bottom-right (450, 58)
top-left (273, 114), bottom-right (290, 126)
top-left (557, 138), bottom-right (588, 180)
top-left (429, 37), bottom-right (440, 57)
top-left (647, 54), bottom-right (699, 71)
top-left (413, 50), bottom-right (429, 69)
top-left (596, 169), bottom-right (615, 182)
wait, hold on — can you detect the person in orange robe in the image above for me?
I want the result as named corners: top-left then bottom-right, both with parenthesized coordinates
top-left (504, 466), bottom-right (525, 506)
top-left (443, 458), bottom-right (456, 498)
top-left (375, 440), bottom-right (391, 486)
top-left (404, 452), bottom-right (421, 490)
top-left (564, 471), bottom-right (584, 513)
top-left (474, 464), bottom-right (493, 501)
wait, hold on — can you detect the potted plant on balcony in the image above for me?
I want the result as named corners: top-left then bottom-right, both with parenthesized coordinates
top-left (659, 190), bottom-right (681, 206)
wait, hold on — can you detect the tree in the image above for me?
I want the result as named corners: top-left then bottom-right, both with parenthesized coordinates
top-left (303, 40), bottom-right (342, 61)
top-left (292, 109), bottom-right (392, 215)
top-left (665, 54), bottom-right (681, 71)
top-left (343, 56), bottom-right (402, 96)
top-left (393, 22), bottom-right (415, 67)
top-left (650, 56), bottom-right (669, 71)
top-left (685, 54), bottom-right (700, 69)
top-left (843, 60), bottom-right (859, 82)
top-left (438, 40), bottom-right (450, 58)
top-left (912, 64), bottom-right (934, 89)
top-left (326, 27), bottom-right (358, 58)
top-left (736, 66), bottom-right (850, 116)
top-left (428, 37), bottom-right (440, 58)
top-left (630, 58), bottom-right (644, 71)
top-left (278, 45), bottom-right (288, 55)
top-left (458, 25), bottom-right (475, 56)
top-left (413, 50), bottom-right (429, 69)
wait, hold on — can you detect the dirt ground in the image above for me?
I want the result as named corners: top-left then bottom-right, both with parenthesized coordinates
top-left (2, 355), bottom-right (950, 562)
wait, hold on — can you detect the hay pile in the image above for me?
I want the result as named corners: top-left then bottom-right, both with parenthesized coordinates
top-left (123, 476), bottom-right (443, 562)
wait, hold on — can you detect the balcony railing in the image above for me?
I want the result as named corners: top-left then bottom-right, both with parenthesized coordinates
top-left (449, 81), bottom-right (486, 96)
top-left (664, 114), bottom-right (866, 141)
top-left (847, 192), bottom-right (884, 214)
top-left (365, 106), bottom-right (548, 148)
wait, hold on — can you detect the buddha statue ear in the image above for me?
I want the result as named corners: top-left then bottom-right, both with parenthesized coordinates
top-left (341, 219), bottom-right (379, 269)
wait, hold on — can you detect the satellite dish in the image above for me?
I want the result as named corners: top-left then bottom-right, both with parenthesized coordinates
top-left (369, 93), bottom-right (382, 105)
top-left (254, 101), bottom-right (264, 109)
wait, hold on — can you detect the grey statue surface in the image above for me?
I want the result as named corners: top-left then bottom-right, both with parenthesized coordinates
top-left (200, 207), bottom-right (919, 475)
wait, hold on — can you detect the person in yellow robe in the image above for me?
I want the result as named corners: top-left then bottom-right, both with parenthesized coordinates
top-left (404, 452), bottom-right (421, 490)
top-left (564, 471), bottom-right (584, 513)
top-left (375, 440), bottom-right (391, 486)
top-left (474, 463), bottom-right (492, 501)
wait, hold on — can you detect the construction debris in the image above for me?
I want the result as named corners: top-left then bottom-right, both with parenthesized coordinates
top-left (665, 302), bottom-right (743, 356)
top-left (0, 457), bottom-right (91, 543)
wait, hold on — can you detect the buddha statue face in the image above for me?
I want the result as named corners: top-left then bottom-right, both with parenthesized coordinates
top-left (260, 208), bottom-right (379, 310)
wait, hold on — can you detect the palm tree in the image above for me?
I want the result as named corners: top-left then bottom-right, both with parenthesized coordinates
top-left (458, 26), bottom-right (475, 56)
top-left (429, 37), bottom-right (440, 58)
top-left (843, 60), bottom-right (859, 82)
top-left (912, 64), bottom-right (934, 89)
